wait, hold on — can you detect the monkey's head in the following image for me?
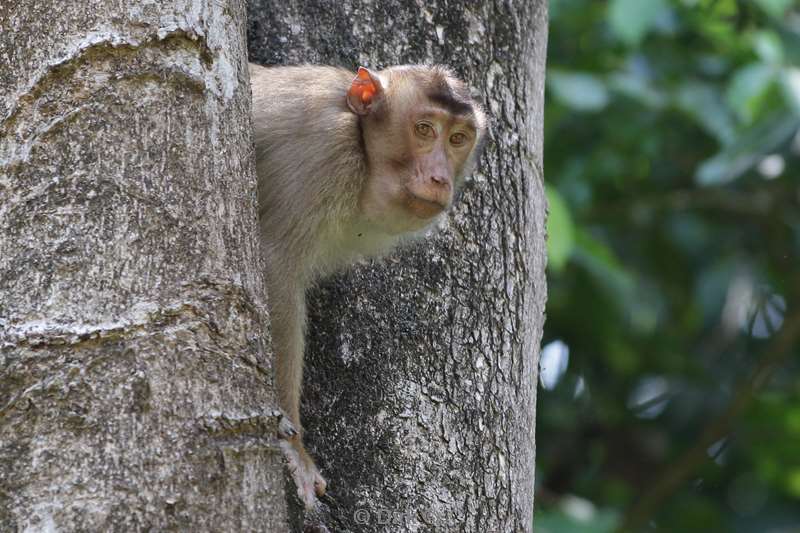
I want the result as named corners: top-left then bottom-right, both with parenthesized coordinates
top-left (346, 65), bottom-right (488, 235)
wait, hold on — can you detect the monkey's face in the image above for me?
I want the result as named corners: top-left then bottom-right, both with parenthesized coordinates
top-left (350, 67), bottom-right (486, 235)
top-left (366, 110), bottom-right (476, 229)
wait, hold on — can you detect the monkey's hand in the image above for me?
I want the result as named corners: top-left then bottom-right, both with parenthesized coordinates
top-left (278, 429), bottom-right (327, 509)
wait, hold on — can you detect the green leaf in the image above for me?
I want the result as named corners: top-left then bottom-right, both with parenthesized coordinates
top-left (695, 113), bottom-right (800, 185)
top-left (786, 469), bottom-right (800, 498)
top-left (608, 71), bottom-right (667, 109)
top-left (780, 67), bottom-right (800, 114)
top-left (726, 63), bottom-right (776, 124)
top-left (536, 507), bottom-right (619, 533)
top-left (573, 229), bottom-right (636, 298)
top-left (754, 0), bottom-right (795, 18)
top-left (699, 0), bottom-right (737, 16)
top-left (548, 71), bottom-right (610, 112)
top-left (608, 0), bottom-right (669, 46)
top-left (546, 185), bottom-right (576, 273)
top-left (752, 30), bottom-right (784, 65)
top-left (676, 81), bottom-right (737, 145)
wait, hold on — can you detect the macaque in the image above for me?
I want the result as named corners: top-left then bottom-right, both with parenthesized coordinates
top-left (249, 62), bottom-right (487, 508)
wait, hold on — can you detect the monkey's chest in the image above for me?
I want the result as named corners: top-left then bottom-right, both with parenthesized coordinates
top-left (312, 223), bottom-right (399, 277)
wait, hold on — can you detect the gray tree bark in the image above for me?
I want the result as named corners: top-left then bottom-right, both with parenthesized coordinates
top-left (1, 1), bottom-right (289, 531)
top-left (248, 2), bottom-right (548, 532)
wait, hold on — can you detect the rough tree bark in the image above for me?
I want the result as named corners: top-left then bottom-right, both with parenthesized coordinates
top-left (248, 2), bottom-right (548, 532)
top-left (0, 1), bottom-right (289, 531)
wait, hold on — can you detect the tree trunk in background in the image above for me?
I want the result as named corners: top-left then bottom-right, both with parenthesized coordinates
top-left (249, 2), bottom-right (548, 531)
top-left (0, 1), bottom-right (288, 531)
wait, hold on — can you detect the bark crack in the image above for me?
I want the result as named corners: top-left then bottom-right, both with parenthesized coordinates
top-left (1, 28), bottom-right (213, 129)
top-left (0, 277), bottom-right (266, 350)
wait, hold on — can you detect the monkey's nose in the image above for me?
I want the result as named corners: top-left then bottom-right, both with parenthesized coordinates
top-left (429, 175), bottom-right (450, 188)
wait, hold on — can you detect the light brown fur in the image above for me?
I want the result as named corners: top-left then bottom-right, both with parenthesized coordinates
top-left (250, 62), bottom-right (487, 508)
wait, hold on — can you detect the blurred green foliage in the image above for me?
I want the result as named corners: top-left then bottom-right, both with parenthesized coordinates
top-left (539, 0), bottom-right (800, 531)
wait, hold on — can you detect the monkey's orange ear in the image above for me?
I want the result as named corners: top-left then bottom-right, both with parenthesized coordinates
top-left (346, 67), bottom-right (383, 116)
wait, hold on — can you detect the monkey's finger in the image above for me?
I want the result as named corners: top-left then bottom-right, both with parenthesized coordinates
top-left (313, 475), bottom-right (327, 497)
top-left (277, 413), bottom-right (299, 439)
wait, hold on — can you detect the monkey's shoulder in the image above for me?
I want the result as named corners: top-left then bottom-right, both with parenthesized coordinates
top-left (249, 63), bottom-right (353, 87)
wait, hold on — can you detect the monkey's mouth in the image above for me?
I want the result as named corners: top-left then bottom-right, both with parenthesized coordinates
top-left (404, 190), bottom-right (447, 219)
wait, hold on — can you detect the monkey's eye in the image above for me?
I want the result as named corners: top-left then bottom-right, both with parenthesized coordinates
top-left (449, 132), bottom-right (469, 146)
top-left (415, 122), bottom-right (436, 139)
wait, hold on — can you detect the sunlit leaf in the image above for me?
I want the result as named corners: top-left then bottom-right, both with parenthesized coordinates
top-left (546, 185), bottom-right (576, 273)
top-left (536, 507), bottom-right (619, 533)
top-left (752, 30), bottom-right (784, 64)
top-left (746, 289), bottom-right (786, 339)
top-left (780, 68), bottom-right (800, 114)
top-left (754, 0), bottom-right (795, 18)
top-left (699, 0), bottom-right (737, 16)
top-left (608, 71), bottom-right (667, 109)
top-left (786, 470), bottom-right (800, 498)
top-left (726, 63), bottom-right (776, 124)
top-left (695, 113), bottom-right (800, 185)
top-left (548, 71), bottom-right (610, 112)
top-left (540, 339), bottom-right (571, 390)
top-left (608, 0), bottom-right (670, 46)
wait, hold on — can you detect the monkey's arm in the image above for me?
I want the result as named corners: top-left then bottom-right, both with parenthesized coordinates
top-left (265, 259), bottom-right (327, 506)
top-left (266, 267), bottom-right (306, 428)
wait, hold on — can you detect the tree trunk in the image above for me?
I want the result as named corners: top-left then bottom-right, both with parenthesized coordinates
top-left (0, 1), bottom-right (288, 531)
top-left (248, 2), bottom-right (549, 531)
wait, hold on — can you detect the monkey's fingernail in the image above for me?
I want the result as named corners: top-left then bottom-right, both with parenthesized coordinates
top-left (278, 415), bottom-right (299, 438)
